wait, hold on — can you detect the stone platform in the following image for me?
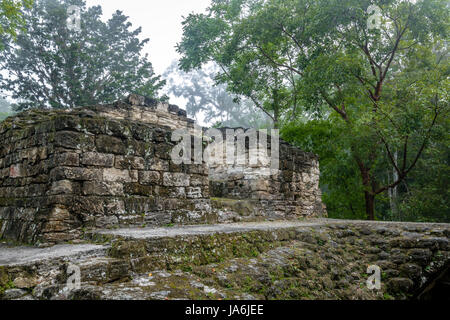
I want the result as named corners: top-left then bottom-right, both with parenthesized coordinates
top-left (92, 220), bottom-right (324, 239)
top-left (1, 219), bottom-right (448, 300)
top-left (0, 244), bottom-right (107, 267)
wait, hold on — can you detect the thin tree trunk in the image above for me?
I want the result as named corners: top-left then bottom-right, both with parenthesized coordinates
top-left (365, 191), bottom-right (376, 221)
top-left (392, 151), bottom-right (399, 220)
top-left (358, 161), bottom-right (376, 221)
top-left (388, 152), bottom-right (399, 220)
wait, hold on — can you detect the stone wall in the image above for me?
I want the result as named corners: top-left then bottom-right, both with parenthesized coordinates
top-left (0, 94), bottom-right (325, 244)
top-left (209, 128), bottom-right (326, 222)
top-left (0, 97), bottom-right (211, 244)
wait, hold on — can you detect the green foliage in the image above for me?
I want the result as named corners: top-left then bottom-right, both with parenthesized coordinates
top-left (282, 119), bottom-right (367, 220)
top-left (177, 0), bottom-right (307, 127)
top-left (164, 61), bottom-right (272, 128)
top-left (0, 0), bottom-right (33, 48)
top-left (396, 117), bottom-right (450, 223)
top-left (0, 0), bottom-right (165, 111)
top-left (179, 0), bottom-right (449, 221)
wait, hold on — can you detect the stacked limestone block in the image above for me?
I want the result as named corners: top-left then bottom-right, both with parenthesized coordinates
top-left (0, 96), bottom-right (211, 244)
top-left (209, 129), bottom-right (326, 221)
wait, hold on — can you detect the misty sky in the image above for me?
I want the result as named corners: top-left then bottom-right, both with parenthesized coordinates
top-left (85, 0), bottom-right (211, 106)
top-left (85, 0), bottom-right (210, 74)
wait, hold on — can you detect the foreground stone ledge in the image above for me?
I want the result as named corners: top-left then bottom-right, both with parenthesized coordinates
top-left (0, 244), bottom-right (108, 267)
top-left (0, 219), bottom-right (448, 300)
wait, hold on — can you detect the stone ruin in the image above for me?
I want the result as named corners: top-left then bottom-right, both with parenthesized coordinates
top-left (0, 94), bottom-right (326, 244)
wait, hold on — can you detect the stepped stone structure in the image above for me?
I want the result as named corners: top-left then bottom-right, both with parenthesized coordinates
top-left (209, 128), bottom-right (324, 222)
top-left (0, 94), bottom-right (325, 245)
top-left (0, 95), bottom-right (448, 302)
top-left (0, 220), bottom-right (448, 300)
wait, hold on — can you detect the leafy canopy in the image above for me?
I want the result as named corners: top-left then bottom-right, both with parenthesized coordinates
top-left (0, 0), bottom-right (33, 48)
top-left (0, 0), bottom-right (165, 110)
top-left (178, 0), bottom-right (449, 220)
top-left (164, 61), bottom-right (272, 128)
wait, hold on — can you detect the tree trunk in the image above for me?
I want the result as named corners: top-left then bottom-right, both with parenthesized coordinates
top-left (364, 191), bottom-right (376, 221)
top-left (272, 87), bottom-right (280, 129)
top-left (387, 152), bottom-right (399, 220)
top-left (358, 161), bottom-right (376, 221)
top-left (391, 152), bottom-right (399, 219)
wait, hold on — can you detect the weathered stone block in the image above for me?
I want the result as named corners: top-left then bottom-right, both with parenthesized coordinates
top-left (103, 168), bottom-right (136, 183)
top-left (139, 171), bottom-right (161, 185)
top-left (146, 159), bottom-right (169, 171)
top-left (96, 135), bottom-right (126, 155)
top-left (53, 153), bottom-right (80, 167)
top-left (124, 183), bottom-right (152, 196)
top-left (186, 187), bottom-right (202, 199)
top-left (49, 180), bottom-right (76, 195)
top-left (9, 164), bottom-right (26, 178)
top-left (105, 120), bottom-right (131, 139)
top-left (115, 156), bottom-right (145, 170)
top-left (50, 167), bottom-right (102, 182)
top-left (399, 263), bottom-right (422, 279)
top-left (83, 181), bottom-right (124, 196)
top-left (79, 117), bottom-right (107, 135)
top-left (154, 144), bottom-right (172, 160)
top-left (126, 140), bottom-right (149, 157)
top-left (104, 199), bottom-right (125, 216)
top-left (54, 131), bottom-right (95, 150)
top-left (163, 172), bottom-right (190, 187)
top-left (53, 115), bottom-right (80, 131)
top-left (81, 152), bottom-right (114, 167)
top-left (169, 187), bottom-right (186, 199)
top-left (387, 278), bottom-right (414, 293)
top-left (124, 197), bottom-right (157, 214)
top-left (72, 196), bottom-right (105, 216)
top-left (95, 216), bottom-right (119, 228)
top-left (190, 175), bottom-right (209, 187)
top-left (20, 147), bottom-right (48, 164)
top-left (250, 179), bottom-right (270, 192)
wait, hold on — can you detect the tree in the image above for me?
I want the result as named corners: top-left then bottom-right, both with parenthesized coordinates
top-left (282, 118), bottom-right (368, 220)
top-left (0, 0), bottom-right (33, 49)
top-left (398, 128), bottom-right (449, 223)
top-left (164, 60), bottom-right (272, 128)
top-left (0, 0), bottom-right (165, 110)
top-left (282, 100), bottom-right (450, 223)
top-left (178, 0), bottom-right (449, 220)
top-left (177, 1), bottom-right (305, 128)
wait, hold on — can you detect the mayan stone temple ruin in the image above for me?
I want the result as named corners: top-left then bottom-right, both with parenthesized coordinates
top-left (0, 95), bottom-right (448, 301)
top-left (0, 94), bottom-right (325, 244)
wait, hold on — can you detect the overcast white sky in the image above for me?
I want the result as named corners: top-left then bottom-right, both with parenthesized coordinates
top-left (85, 0), bottom-right (211, 111)
top-left (85, 0), bottom-right (210, 74)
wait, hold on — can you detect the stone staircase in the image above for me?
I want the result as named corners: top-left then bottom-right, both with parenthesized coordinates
top-left (1, 219), bottom-right (449, 300)
top-left (1, 220), bottom-right (324, 290)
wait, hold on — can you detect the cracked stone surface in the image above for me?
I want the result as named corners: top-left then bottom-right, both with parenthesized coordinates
top-left (93, 220), bottom-right (326, 239)
top-left (1, 220), bottom-right (449, 300)
top-left (0, 244), bottom-right (108, 267)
